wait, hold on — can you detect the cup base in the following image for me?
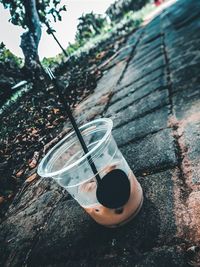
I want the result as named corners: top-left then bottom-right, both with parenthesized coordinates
top-left (83, 173), bottom-right (143, 227)
top-left (103, 193), bottom-right (143, 228)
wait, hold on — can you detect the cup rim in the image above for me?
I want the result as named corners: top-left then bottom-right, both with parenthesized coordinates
top-left (37, 118), bottom-right (113, 178)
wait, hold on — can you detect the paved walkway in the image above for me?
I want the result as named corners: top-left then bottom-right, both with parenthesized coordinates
top-left (1, 0), bottom-right (200, 266)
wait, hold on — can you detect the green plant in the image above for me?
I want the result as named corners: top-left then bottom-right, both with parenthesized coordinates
top-left (0, 42), bottom-right (23, 68)
top-left (106, 0), bottom-right (151, 21)
top-left (0, 0), bottom-right (66, 68)
top-left (75, 12), bottom-right (107, 43)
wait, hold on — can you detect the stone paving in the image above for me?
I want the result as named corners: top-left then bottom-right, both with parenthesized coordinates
top-left (1, 0), bottom-right (200, 266)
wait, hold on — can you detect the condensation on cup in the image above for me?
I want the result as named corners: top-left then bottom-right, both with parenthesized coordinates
top-left (38, 118), bottom-right (143, 227)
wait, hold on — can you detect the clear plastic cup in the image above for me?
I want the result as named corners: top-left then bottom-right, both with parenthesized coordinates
top-left (37, 118), bottom-right (143, 227)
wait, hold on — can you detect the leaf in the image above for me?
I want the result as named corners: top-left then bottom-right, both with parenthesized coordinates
top-left (53, 108), bottom-right (60, 114)
top-left (0, 196), bottom-right (5, 205)
top-left (29, 151), bottom-right (40, 169)
top-left (47, 125), bottom-right (54, 129)
top-left (16, 169), bottom-right (25, 178)
top-left (46, 28), bottom-right (56, 34)
top-left (62, 5), bottom-right (67, 11)
top-left (96, 51), bottom-right (107, 60)
top-left (25, 173), bottom-right (38, 183)
top-left (97, 92), bottom-right (113, 105)
top-left (8, 193), bottom-right (14, 199)
top-left (31, 128), bottom-right (38, 135)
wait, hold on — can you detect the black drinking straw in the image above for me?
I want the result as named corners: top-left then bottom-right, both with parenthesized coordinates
top-left (45, 68), bottom-right (101, 185)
